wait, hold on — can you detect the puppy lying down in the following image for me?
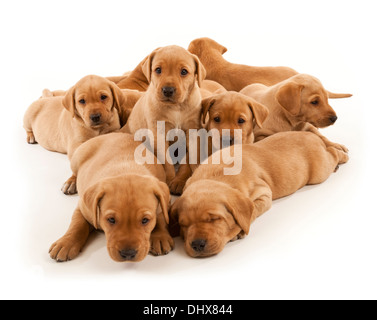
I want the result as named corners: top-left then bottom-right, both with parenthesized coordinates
top-left (170, 131), bottom-right (349, 258)
top-left (49, 133), bottom-right (173, 263)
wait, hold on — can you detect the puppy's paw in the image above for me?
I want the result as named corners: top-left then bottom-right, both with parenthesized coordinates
top-left (49, 236), bottom-right (82, 262)
top-left (328, 141), bottom-right (349, 153)
top-left (26, 132), bottom-right (37, 144)
top-left (149, 230), bottom-right (175, 256)
top-left (168, 178), bottom-right (186, 195)
top-left (230, 231), bottom-right (246, 242)
top-left (61, 175), bottom-right (77, 195)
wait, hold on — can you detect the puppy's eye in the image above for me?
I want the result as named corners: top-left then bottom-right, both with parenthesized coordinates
top-left (155, 67), bottom-right (162, 74)
top-left (107, 217), bottom-right (116, 225)
top-left (101, 95), bottom-right (108, 101)
top-left (238, 118), bottom-right (246, 124)
top-left (141, 218), bottom-right (150, 226)
top-left (181, 69), bottom-right (189, 76)
top-left (79, 99), bottom-right (86, 104)
top-left (214, 117), bottom-right (221, 123)
top-left (311, 100), bottom-right (319, 105)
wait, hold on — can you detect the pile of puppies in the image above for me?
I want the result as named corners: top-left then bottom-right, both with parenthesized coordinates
top-left (24, 37), bottom-right (351, 262)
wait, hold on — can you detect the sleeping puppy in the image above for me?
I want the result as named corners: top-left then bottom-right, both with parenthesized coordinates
top-left (201, 91), bottom-right (269, 150)
top-left (123, 45), bottom-right (206, 195)
top-left (24, 75), bottom-right (125, 159)
top-left (49, 133), bottom-right (173, 263)
top-left (170, 131), bottom-right (349, 258)
top-left (188, 37), bottom-right (298, 91)
top-left (240, 74), bottom-right (352, 148)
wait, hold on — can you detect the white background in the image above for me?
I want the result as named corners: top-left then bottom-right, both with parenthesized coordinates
top-left (1, 0), bottom-right (376, 300)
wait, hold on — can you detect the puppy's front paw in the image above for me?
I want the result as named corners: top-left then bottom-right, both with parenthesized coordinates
top-left (168, 178), bottom-right (186, 195)
top-left (61, 175), bottom-right (77, 195)
top-left (49, 236), bottom-right (82, 262)
top-left (150, 230), bottom-right (175, 256)
top-left (230, 231), bottom-right (246, 242)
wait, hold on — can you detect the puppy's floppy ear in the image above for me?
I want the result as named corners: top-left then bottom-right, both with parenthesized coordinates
top-left (151, 178), bottom-right (171, 224)
top-left (223, 189), bottom-right (255, 235)
top-left (276, 81), bottom-right (304, 116)
top-left (82, 182), bottom-right (106, 230)
top-left (201, 96), bottom-right (217, 126)
top-left (327, 91), bottom-right (353, 99)
top-left (245, 96), bottom-right (270, 128)
top-left (108, 81), bottom-right (126, 113)
top-left (191, 53), bottom-right (207, 88)
top-left (142, 48), bottom-right (161, 83)
top-left (62, 86), bottom-right (76, 116)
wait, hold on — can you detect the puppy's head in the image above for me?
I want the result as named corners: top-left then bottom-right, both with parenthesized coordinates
top-left (63, 75), bottom-right (125, 129)
top-left (82, 175), bottom-right (170, 262)
top-left (170, 180), bottom-right (254, 258)
top-left (276, 74), bottom-right (352, 128)
top-left (142, 45), bottom-right (206, 105)
top-left (202, 92), bottom-right (269, 148)
top-left (188, 37), bottom-right (228, 57)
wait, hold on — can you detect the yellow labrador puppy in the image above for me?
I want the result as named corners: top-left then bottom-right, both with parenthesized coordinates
top-left (49, 133), bottom-right (174, 263)
top-left (123, 45), bottom-right (206, 195)
top-left (171, 131), bottom-right (349, 258)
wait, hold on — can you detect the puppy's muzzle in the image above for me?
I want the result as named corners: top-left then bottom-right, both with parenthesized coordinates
top-left (329, 115), bottom-right (338, 124)
top-left (119, 248), bottom-right (138, 261)
top-left (162, 86), bottom-right (176, 98)
top-left (191, 239), bottom-right (207, 253)
top-left (90, 113), bottom-right (102, 125)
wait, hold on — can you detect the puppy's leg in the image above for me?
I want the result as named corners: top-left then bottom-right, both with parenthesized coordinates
top-left (294, 122), bottom-right (348, 153)
top-left (49, 207), bottom-right (93, 262)
top-left (61, 174), bottom-right (77, 195)
top-left (26, 131), bottom-right (37, 144)
top-left (150, 212), bottom-right (175, 256)
top-left (169, 154), bottom-right (192, 195)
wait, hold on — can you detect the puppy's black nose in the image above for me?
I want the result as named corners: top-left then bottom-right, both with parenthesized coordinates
top-left (90, 113), bottom-right (102, 123)
top-left (191, 239), bottom-right (207, 252)
top-left (119, 249), bottom-right (138, 261)
top-left (162, 86), bottom-right (176, 98)
top-left (329, 115), bottom-right (338, 123)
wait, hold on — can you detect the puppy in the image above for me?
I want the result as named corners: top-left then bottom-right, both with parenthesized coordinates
top-left (24, 75), bottom-right (125, 159)
top-left (123, 45), bottom-right (206, 195)
top-left (240, 74), bottom-right (352, 145)
top-left (111, 56), bottom-right (150, 91)
top-left (201, 92), bottom-right (269, 150)
top-left (188, 37), bottom-right (298, 91)
top-left (40, 88), bottom-right (143, 128)
top-left (49, 133), bottom-right (174, 263)
top-left (171, 131), bottom-right (349, 258)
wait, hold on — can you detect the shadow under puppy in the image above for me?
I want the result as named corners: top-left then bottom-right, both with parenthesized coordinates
top-left (240, 74), bottom-right (352, 148)
top-left (170, 131), bottom-right (349, 258)
top-left (49, 133), bottom-right (173, 263)
top-left (24, 75), bottom-right (126, 159)
top-left (188, 37), bottom-right (298, 92)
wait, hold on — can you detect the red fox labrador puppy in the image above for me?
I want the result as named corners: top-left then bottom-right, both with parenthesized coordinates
top-left (240, 74), bottom-right (352, 148)
top-left (201, 91), bottom-right (269, 149)
top-left (49, 133), bottom-right (173, 263)
top-left (24, 75), bottom-right (125, 159)
top-left (171, 131), bottom-right (349, 258)
top-left (188, 37), bottom-right (298, 91)
top-left (123, 45), bottom-right (206, 195)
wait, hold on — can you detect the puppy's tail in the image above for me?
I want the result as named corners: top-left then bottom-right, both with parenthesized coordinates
top-left (327, 91), bottom-right (353, 99)
top-left (41, 89), bottom-right (53, 98)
